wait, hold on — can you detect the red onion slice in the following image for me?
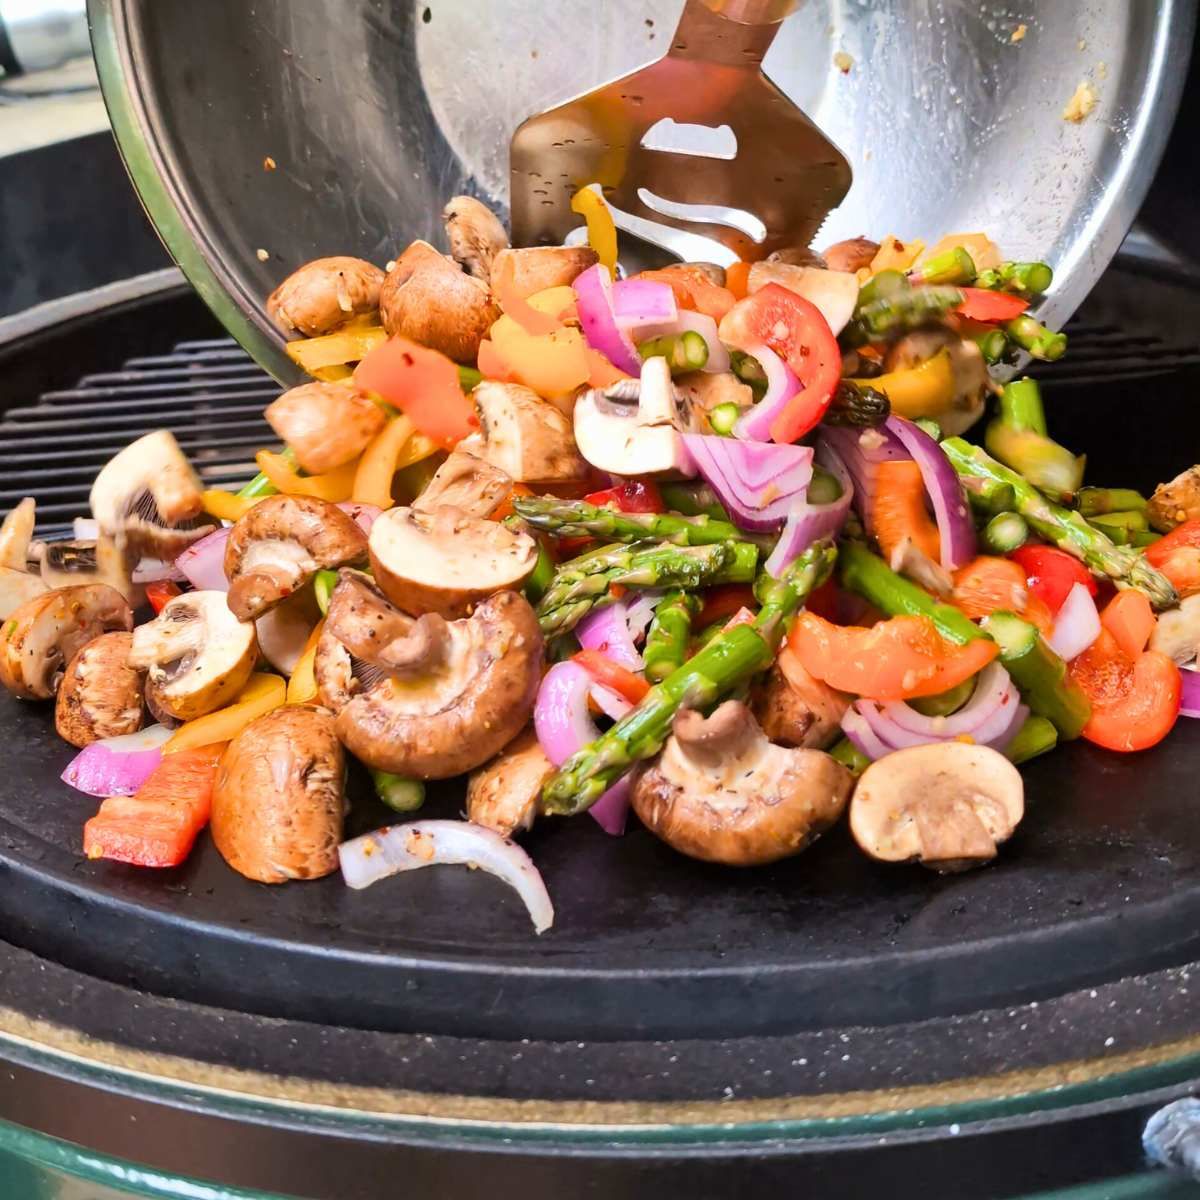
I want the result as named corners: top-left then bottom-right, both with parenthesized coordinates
top-left (338, 820), bottom-right (554, 934)
top-left (818, 425), bottom-right (909, 529)
top-left (337, 501), bottom-right (382, 534)
top-left (885, 416), bottom-right (977, 570)
top-left (573, 264), bottom-right (641, 376)
top-left (533, 661), bottom-right (632, 836)
top-left (681, 434), bottom-right (814, 531)
top-left (175, 526), bottom-right (230, 592)
top-left (882, 662), bottom-right (1014, 737)
top-left (840, 706), bottom-right (893, 761)
top-left (576, 599), bottom-right (643, 669)
top-left (61, 725), bottom-right (173, 798)
top-left (611, 279), bottom-right (678, 330)
top-left (1180, 666), bottom-right (1200, 718)
top-left (733, 344), bottom-right (799, 443)
top-left (763, 442), bottom-right (855, 577)
top-left (1048, 582), bottom-right (1102, 662)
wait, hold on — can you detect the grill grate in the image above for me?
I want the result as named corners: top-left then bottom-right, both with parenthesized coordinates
top-left (1, 338), bottom-right (279, 540)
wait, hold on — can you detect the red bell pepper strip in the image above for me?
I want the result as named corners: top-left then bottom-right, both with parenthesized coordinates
top-left (1069, 627), bottom-right (1180, 752)
top-left (1010, 544), bottom-right (1097, 614)
top-left (955, 287), bottom-right (1029, 322)
top-left (583, 480), bottom-right (664, 513)
top-left (83, 743), bottom-right (226, 868)
top-left (695, 584), bottom-right (757, 630)
top-left (354, 335), bottom-right (475, 449)
top-left (572, 649), bottom-right (651, 703)
top-left (1143, 518), bottom-right (1200, 596)
top-left (718, 284), bottom-right (841, 443)
top-left (144, 580), bottom-right (182, 614)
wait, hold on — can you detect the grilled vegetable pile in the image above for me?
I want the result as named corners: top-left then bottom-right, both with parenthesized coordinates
top-left (3, 193), bottom-right (1197, 932)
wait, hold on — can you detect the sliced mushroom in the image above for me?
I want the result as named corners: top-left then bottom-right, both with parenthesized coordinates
top-left (267, 256), bottom-right (385, 338)
top-left (379, 240), bottom-right (499, 363)
top-left (849, 742), bottom-right (1024, 873)
top-left (264, 381), bottom-right (386, 474)
top-left (55, 631), bottom-right (144, 747)
top-left (442, 195), bottom-right (510, 283)
top-left (0, 584), bottom-right (133, 701)
top-left (130, 590), bottom-right (257, 722)
top-left (473, 381), bottom-right (589, 484)
top-left (466, 726), bottom-right (553, 837)
top-left (368, 504), bottom-right (537, 619)
top-left (224, 494), bottom-right (368, 621)
top-left (0, 499), bottom-right (49, 618)
top-left (883, 328), bottom-right (990, 437)
top-left (746, 261), bottom-right (860, 336)
top-left (573, 355), bottom-right (698, 477)
top-left (89, 431), bottom-right (214, 560)
top-left (254, 587), bottom-right (322, 675)
top-left (1148, 465), bottom-right (1200, 533)
top-left (35, 535), bottom-right (138, 604)
top-left (752, 646), bottom-right (849, 751)
top-left (1150, 593), bottom-right (1200, 665)
top-left (822, 237), bottom-right (880, 274)
top-left (490, 246), bottom-right (599, 299)
top-left (211, 706), bottom-right (346, 884)
top-left (319, 574), bottom-right (543, 778)
top-left (411, 448), bottom-right (512, 519)
top-left (631, 701), bottom-right (854, 866)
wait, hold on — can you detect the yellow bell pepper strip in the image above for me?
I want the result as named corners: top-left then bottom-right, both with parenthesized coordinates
top-left (309, 364), bottom-right (354, 382)
top-left (255, 450), bottom-right (358, 501)
top-left (285, 324), bottom-right (389, 377)
top-left (351, 415), bottom-right (441, 508)
top-left (571, 185), bottom-right (618, 275)
top-left (489, 314), bottom-right (591, 400)
top-left (287, 620), bottom-right (325, 705)
top-left (202, 489), bottom-right (265, 522)
top-left (918, 233), bottom-right (1002, 274)
top-left (851, 348), bottom-right (957, 420)
top-left (163, 673), bottom-right (286, 754)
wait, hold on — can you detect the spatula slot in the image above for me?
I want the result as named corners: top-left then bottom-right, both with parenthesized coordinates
top-left (635, 188), bottom-right (766, 244)
top-left (640, 118), bottom-right (738, 161)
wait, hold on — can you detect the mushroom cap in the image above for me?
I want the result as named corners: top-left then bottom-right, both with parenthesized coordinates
top-left (211, 706), bottom-right (346, 884)
top-left (1149, 592), bottom-right (1200, 664)
top-left (849, 741), bottom-right (1025, 872)
top-left (746, 262), bottom-right (860, 336)
top-left (267, 256), bottom-right (384, 338)
top-left (442, 195), bottom-right (510, 283)
top-left (821, 237), bottom-right (880, 274)
top-left (130, 590), bottom-right (257, 722)
top-left (0, 568), bottom-right (49, 621)
top-left (89, 430), bottom-right (213, 560)
top-left (632, 702), bottom-right (854, 866)
top-left (411, 448), bottom-right (512, 519)
top-left (1148, 464), bottom-right (1200, 533)
top-left (330, 588), bottom-right (544, 779)
top-left (0, 584), bottom-right (133, 701)
top-left (35, 534), bottom-right (138, 604)
top-left (254, 587), bottom-right (322, 676)
top-left (55, 631), bottom-right (145, 748)
top-left (466, 725), bottom-right (553, 838)
top-left (368, 504), bottom-right (537, 620)
top-left (224, 493), bottom-right (368, 622)
top-left (0, 497), bottom-right (35, 572)
top-left (883, 329), bottom-right (989, 437)
top-left (490, 246), bottom-right (598, 300)
top-left (379, 240), bottom-right (499, 363)
top-left (473, 381), bottom-right (589, 484)
top-left (264, 381), bottom-right (386, 475)
top-left (752, 645), bottom-right (849, 751)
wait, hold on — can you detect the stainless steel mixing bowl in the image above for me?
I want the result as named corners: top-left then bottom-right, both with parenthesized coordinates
top-left (88, 0), bottom-right (1194, 383)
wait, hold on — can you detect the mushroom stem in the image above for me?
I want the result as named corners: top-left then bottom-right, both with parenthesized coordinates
top-left (672, 701), bottom-right (761, 768)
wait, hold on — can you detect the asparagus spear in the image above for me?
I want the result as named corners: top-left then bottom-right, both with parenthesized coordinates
top-left (643, 590), bottom-right (700, 682)
top-left (856, 269), bottom-right (909, 309)
top-left (457, 365), bottom-right (483, 391)
top-left (846, 285), bottom-right (964, 344)
top-left (942, 438), bottom-right (1178, 609)
top-left (971, 326), bottom-right (1011, 365)
top-left (708, 402), bottom-right (741, 435)
top-left (982, 612), bottom-right (1091, 740)
top-left (824, 380), bottom-right (891, 428)
top-left (513, 495), bottom-right (748, 547)
top-left (1088, 510), bottom-right (1150, 544)
top-left (524, 538), bottom-right (555, 603)
top-left (829, 737), bottom-right (871, 776)
top-left (986, 378), bottom-right (1085, 503)
top-left (1004, 314), bottom-right (1067, 361)
top-left (658, 481), bottom-right (730, 521)
top-left (912, 246), bottom-right (977, 286)
top-left (997, 377), bottom-right (1048, 435)
top-left (976, 261), bottom-right (1054, 298)
top-left (639, 330), bottom-right (710, 375)
top-left (541, 543), bottom-right (837, 816)
top-left (536, 541), bottom-right (757, 637)
top-left (1077, 487), bottom-right (1148, 517)
top-left (961, 474), bottom-right (1018, 516)
top-left (982, 511), bottom-right (1030, 554)
top-left (370, 770), bottom-right (426, 814)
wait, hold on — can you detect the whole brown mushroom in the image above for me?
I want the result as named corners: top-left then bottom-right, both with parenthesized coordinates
top-left (0, 498), bottom-right (49, 619)
top-left (632, 701), bottom-right (854, 866)
top-left (55, 631), bottom-right (144, 747)
top-left (442, 195), bottom-right (509, 282)
top-left (267, 256), bottom-right (385, 338)
top-left (379, 240), bottom-right (499, 363)
top-left (264, 381), bottom-right (386, 475)
top-left (0, 584), bottom-right (133, 701)
top-left (822, 237), bottom-right (880, 274)
top-left (211, 706), bottom-right (346, 884)
top-left (490, 245), bottom-right (598, 299)
top-left (753, 645), bottom-right (849, 750)
top-left (466, 726), bottom-right (554, 837)
top-left (472, 382), bottom-right (590, 484)
top-left (223, 494), bottom-right (368, 622)
top-left (317, 572), bottom-right (543, 779)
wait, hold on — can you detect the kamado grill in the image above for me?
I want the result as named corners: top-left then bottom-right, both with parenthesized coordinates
top-left (2, 1), bottom-right (1200, 1197)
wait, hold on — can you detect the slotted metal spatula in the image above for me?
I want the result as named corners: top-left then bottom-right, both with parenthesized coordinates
top-left (510, 0), bottom-right (852, 264)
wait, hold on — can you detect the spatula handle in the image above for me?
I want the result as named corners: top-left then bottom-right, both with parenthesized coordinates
top-left (698, 0), bottom-right (798, 24)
